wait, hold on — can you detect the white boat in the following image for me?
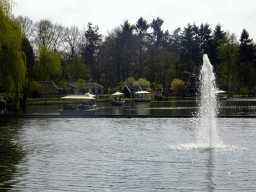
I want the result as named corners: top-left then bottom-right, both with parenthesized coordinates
top-left (59, 95), bottom-right (98, 115)
top-left (111, 92), bottom-right (125, 105)
top-left (134, 91), bottom-right (151, 102)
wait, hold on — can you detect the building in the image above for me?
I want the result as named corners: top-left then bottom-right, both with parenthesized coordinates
top-left (37, 81), bottom-right (59, 96)
top-left (121, 85), bottom-right (142, 98)
top-left (69, 82), bottom-right (104, 95)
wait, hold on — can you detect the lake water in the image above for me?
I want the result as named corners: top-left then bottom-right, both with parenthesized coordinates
top-left (1, 117), bottom-right (256, 191)
top-left (2, 98), bottom-right (256, 116)
top-left (1, 99), bottom-right (256, 191)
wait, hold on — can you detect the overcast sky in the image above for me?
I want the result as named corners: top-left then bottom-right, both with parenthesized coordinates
top-left (12, 0), bottom-right (256, 42)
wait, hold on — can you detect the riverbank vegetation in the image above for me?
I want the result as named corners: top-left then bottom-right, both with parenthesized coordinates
top-left (1, 0), bottom-right (256, 109)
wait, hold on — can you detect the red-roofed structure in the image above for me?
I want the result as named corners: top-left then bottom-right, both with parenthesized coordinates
top-left (37, 81), bottom-right (59, 95)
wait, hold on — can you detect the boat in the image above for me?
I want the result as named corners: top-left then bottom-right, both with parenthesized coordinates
top-left (111, 92), bottom-right (125, 105)
top-left (134, 91), bottom-right (151, 102)
top-left (216, 90), bottom-right (227, 100)
top-left (59, 95), bottom-right (98, 115)
top-left (111, 100), bottom-right (125, 105)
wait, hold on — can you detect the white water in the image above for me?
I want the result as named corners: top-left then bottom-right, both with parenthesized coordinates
top-left (170, 54), bottom-right (241, 151)
top-left (196, 54), bottom-right (222, 148)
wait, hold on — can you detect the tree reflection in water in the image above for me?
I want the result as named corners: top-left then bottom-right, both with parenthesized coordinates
top-left (0, 118), bottom-right (25, 191)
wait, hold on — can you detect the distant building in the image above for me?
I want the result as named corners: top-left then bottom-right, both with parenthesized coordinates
top-left (37, 81), bottom-right (59, 96)
top-left (121, 85), bottom-right (142, 98)
top-left (69, 82), bottom-right (104, 95)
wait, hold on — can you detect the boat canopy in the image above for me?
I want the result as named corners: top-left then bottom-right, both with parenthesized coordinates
top-left (61, 95), bottom-right (95, 100)
top-left (84, 93), bottom-right (96, 97)
top-left (215, 90), bottom-right (226, 94)
top-left (135, 91), bottom-right (150, 94)
top-left (111, 92), bottom-right (124, 96)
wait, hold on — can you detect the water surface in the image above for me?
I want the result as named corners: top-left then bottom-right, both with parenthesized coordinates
top-left (2, 99), bottom-right (256, 116)
top-left (0, 118), bottom-right (255, 191)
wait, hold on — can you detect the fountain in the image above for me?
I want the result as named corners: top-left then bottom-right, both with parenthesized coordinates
top-left (196, 54), bottom-right (222, 149)
top-left (170, 54), bottom-right (240, 151)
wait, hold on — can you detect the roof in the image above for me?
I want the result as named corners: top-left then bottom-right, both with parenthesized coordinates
top-left (86, 82), bottom-right (104, 89)
top-left (69, 82), bottom-right (104, 89)
top-left (37, 81), bottom-right (59, 94)
top-left (121, 85), bottom-right (142, 93)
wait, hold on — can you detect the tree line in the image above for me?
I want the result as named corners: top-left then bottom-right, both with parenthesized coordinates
top-left (1, 0), bottom-right (256, 108)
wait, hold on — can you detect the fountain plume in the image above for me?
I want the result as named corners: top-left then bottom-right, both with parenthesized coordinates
top-left (197, 54), bottom-right (222, 148)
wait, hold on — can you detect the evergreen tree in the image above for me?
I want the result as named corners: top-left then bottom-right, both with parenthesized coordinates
top-left (212, 24), bottom-right (226, 67)
top-left (136, 17), bottom-right (150, 36)
top-left (198, 23), bottom-right (213, 55)
top-left (21, 37), bottom-right (34, 77)
top-left (134, 17), bottom-right (150, 78)
top-left (239, 29), bottom-right (256, 88)
top-left (20, 37), bottom-right (35, 107)
top-left (150, 17), bottom-right (164, 46)
top-left (82, 22), bottom-right (102, 81)
top-left (102, 21), bottom-right (136, 86)
top-left (180, 23), bottom-right (195, 72)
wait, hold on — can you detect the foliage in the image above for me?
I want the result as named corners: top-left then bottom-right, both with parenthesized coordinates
top-left (173, 84), bottom-right (186, 97)
top-left (116, 77), bottom-right (151, 91)
top-left (0, 0), bottom-right (26, 107)
top-left (170, 78), bottom-right (184, 90)
top-left (133, 78), bottom-right (150, 90)
top-left (26, 79), bottom-right (41, 95)
top-left (153, 50), bottom-right (179, 87)
top-left (151, 82), bottom-right (163, 90)
top-left (239, 29), bottom-right (256, 88)
top-left (54, 78), bottom-right (70, 90)
top-left (34, 20), bottom-right (64, 51)
top-left (239, 87), bottom-right (249, 96)
top-left (116, 77), bottom-right (136, 91)
top-left (170, 79), bottom-right (186, 97)
top-left (21, 37), bottom-right (34, 77)
top-left (82, 22), bottom-right (102, 80)
top-left (33, 46), bottom-right (62, 81)
top-left (8, 9), bottom-right (256, 105)
top-left (124, 77), bottom-right (136, 85)
top-left (78, 79), bottom-right (86, 90)
top-left (65, 57), bottom-right (90, 81)
top-left (217, 33), bottom-right (239, 93)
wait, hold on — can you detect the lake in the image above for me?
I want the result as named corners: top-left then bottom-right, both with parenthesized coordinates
top-left (2, 98), bottom-right (256, 116)
top-left (0, 99), bottom-right (256, 191)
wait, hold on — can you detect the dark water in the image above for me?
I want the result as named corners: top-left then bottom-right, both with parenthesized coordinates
top-left (2, 98), bottom-right (256, 116)
top-left (1, 99), bottom-right (256, 191)
top-left (0, 118), bottom-right (256, 191)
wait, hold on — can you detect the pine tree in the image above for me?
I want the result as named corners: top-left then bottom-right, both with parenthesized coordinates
top-left (239, 29), bottom-right (256, 88)
top-left (212, 24), bottom-right (226, 67)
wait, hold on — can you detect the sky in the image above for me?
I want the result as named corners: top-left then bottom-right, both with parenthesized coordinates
top-left (12, 0), bottom-right (256, 42)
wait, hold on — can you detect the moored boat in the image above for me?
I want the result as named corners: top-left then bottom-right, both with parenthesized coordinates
top-left (134, 90), bottom-right (151, 102)
top-left (111, 92), bottom-right (125, 105)
top-left (59, 95), bottom-right (98, 115)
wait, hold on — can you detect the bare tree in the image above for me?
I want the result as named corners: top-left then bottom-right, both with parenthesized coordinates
top-left (33, 19), bottom-right (65, 51)
top-left (17, 15), bottom-right (34, 39)
top-left (63, 26), bottom-right (83, 59)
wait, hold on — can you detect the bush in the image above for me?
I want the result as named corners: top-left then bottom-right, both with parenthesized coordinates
top-left (171, 79), bottom-right (186, 97)
top-left (133, 78), bottom-right (150, 90)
